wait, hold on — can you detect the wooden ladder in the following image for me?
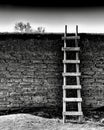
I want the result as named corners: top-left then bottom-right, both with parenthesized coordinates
top-left (62, 25), bottom-right (83, 123)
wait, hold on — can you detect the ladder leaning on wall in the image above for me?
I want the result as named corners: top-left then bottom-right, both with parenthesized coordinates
top-left (62, 25), bottom-right (83, 123)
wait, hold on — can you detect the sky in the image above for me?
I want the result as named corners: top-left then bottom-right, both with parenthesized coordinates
top-left (0, 3), bottom-right (104, 33)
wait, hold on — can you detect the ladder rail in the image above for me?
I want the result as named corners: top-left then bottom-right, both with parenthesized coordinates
top-left (75, 26), bottom-right (83, 121)
top-left (63, 25), bottom-right (67, 123)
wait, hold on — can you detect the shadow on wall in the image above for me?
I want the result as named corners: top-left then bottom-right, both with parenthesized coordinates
top-left (0, 106), bottom-right (62, 118)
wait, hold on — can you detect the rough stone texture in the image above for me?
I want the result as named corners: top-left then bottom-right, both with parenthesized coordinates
top-left (0, 33), bottom-right (63, 113)
top-left (80, 34), bottom-right (104, 112)
top-left (0, 33), bottom-right (104, 114)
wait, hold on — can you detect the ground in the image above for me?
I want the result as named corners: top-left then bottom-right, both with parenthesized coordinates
top-left (0, 114), bottom-right (104, 130)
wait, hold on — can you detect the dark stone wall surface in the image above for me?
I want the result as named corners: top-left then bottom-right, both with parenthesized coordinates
top-left (0, 33), bottom-right (104, 114)
top-left (80, 34), bottom-right (104, 112)
top-left (0, 33), bottom-right (63, 112)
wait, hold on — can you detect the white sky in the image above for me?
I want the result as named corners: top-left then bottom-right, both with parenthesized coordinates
top-left (0, 6), bottom-right (104, 33)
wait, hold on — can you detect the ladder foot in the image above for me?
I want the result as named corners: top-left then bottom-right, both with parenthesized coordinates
top-left (63, 115), bottom-right (66, 124)
top-left (78, 115), bottom-right (84, 123)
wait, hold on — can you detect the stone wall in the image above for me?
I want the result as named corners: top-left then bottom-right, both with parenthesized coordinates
top-left (80, 34), bottom-right (104, 111)
top-left (0, 33), bottom-right (104, 114)
top-left (0, 34), bottom-right (63, 113)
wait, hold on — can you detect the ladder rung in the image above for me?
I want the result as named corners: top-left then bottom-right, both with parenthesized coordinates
top-left (62, 47), bottom-right (80, 51)
top-left (63, 111), bottom-right (83, 116)
top-left (63, 85), bottom-right (81, 89)
top-left (63, 98), bottom-right (82, 102)
top-left (62, 36), bottom-right (80, 40)
top-left (63, 60), bottom-right (80, 64)
top-left (62, 73), bottom-right (81, 76)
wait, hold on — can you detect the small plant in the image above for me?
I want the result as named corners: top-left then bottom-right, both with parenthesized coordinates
top-left (36, 26), bottom-right (45, 33)
top-left (14, 22), bottom-right (45, 33)
top-left (14, 22), bottom-right (32, 33)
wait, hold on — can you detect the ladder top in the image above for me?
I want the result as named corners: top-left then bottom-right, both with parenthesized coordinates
top-left (62, 36), bottom-right (80, 40)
